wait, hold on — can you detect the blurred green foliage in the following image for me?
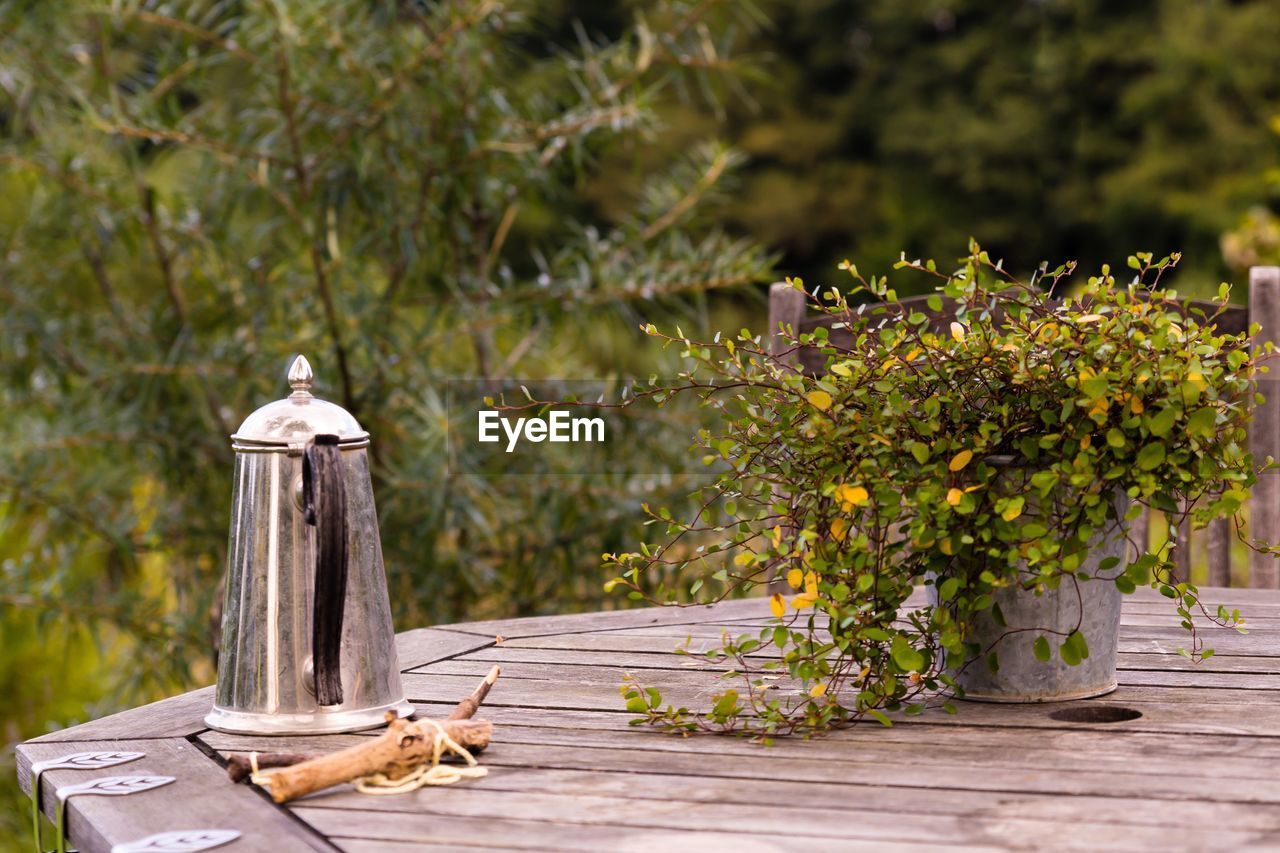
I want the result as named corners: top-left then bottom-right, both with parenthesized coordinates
top-left (707, 0), bottom-right (1280, 291)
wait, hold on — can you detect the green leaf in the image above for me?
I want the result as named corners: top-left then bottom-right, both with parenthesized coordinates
top-left (938, 577), bottom-right (960, 602)
top-left (711, 690), bottom-right (740, 718)
top-left (1060, 630), bottom-right (1088, 666)
top-left (1069, 629), bottom-right (1089, 660)
top-left (1136, 443), bottom-right (1166, 470)
top-left (890, 635), bottom-right (925, 672)
top-left (1033, 636), bottom-right (1051, 662)
top-left (1186, 407), bottom-right (1216, 438)
top-left (1060, 640), bottom-right (1081, 667)
top-left (1146, 408), bottom-right (1177, 438)
top-left (868, 709), bottom-right (893, 727)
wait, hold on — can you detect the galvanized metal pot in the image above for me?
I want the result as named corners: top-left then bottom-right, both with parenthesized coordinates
top-left (206, 355), bottom-right (413, 734)
top-left (930, 465), bottom-right (1128, 703)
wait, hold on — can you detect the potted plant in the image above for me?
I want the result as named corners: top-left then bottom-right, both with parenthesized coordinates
top-left (600, 242), bottom-right (1262, 737)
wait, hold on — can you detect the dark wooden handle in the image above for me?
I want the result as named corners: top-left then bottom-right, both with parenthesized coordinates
top-left (303, 434), bottom-right (348, 707)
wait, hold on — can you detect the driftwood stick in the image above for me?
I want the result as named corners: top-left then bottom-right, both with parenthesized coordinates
top-left (449, 665), bottom-right (502, 720)
top-left (227, 666), bottom-right (504, 785)
top-left (251, 715), bottom-right (492, 804)
top-left (227, 752), bottom-right (317, 783)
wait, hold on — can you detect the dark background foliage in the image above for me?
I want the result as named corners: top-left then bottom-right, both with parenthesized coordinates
top-left (3, 0), bottom-right (1280, 843)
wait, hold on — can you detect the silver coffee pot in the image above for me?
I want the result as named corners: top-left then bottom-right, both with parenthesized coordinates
top-left (206, 355), bottom-right (413, 734)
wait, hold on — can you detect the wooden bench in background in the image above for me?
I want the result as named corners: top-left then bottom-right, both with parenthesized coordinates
top-left (767, 266), bottom-right (1280, 589)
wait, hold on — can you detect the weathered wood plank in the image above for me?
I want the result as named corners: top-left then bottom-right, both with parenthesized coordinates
top-left (200, 722), bottom-right (1280, 788)
top-left (483, 617), bottom-right (1274, 650)
top-left (768, 281), bottom-right (808, 367)
top-left (394, 671), bottom-right (1280, 733)
top-left (394, 627), bottom-right (496, 670)
top-left (303, 806), bottom-right (984, 852)
top-left (451, 643), bottom-right (1280, 677)
top-left (1206, 511), bottom-right (1233, 588)
top-left (15, 738), bottom-right (330, 853)
top-left (1250, 266), bottom-right (1280, 589)
top-left (432, 598), bottom-right (767, 639)
top-left (297, 802), bottom-right (1272, 852)
top-left (306, 766), bottom-right (1280, 834)
top-left (766, 281), bottom-right (808, 597)
top-left (27, 686), bottom-right (215, 744)
top-left (339, 842), bottom-right (514, 852)
top-left (200, 715), bottom-right (1280, 762)
top-left (420, 656), bottom-right (1280, 691)
top-left (1173, 501), bottom-right (1194, 584)
top-left (294, 794), bottom-right (1276, 851)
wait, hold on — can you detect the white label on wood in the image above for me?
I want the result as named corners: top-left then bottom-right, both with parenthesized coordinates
top-left (56, 774), bottom-right (175, 800)
top-left (111, 829), bottom-right (242, 853)
top-left (31, 751), bottom-right (145, 774)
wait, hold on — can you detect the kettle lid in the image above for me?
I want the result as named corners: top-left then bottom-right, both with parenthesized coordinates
top-left (231, 355), bottom-right (368, 448)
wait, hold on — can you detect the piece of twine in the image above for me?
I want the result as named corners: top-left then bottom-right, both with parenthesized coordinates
top-left (247, 719), bottom-right (487, 797)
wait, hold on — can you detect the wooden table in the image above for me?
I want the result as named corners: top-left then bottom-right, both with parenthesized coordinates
top-left (17, 586), bottom-right (1280, 852)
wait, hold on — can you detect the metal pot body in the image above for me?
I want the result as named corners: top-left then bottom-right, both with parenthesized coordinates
top-left (208, 444), bottom-right (412, 733)
top-left (931, 481), bottom-right (1128, 703)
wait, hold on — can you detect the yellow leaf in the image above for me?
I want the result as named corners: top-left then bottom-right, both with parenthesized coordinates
top-left (950, 321), bottom-right (966, 342)
top-left (791, 592), bottom-right (818, 609)
top-left (904, 347), bottom-right (922, 361)
top-left (787, 568), bottom-right (804, 589)
top-left (809, 682), bottom-right (828, 698)
top-left (835, 484), bottom-right (869, 510)
top-left (1130, 396), bottom-right (1145, 414)
top-left (939, 538), bottom-right (954, 555)
top-left (769, 593), bottom-right (785, 619)
top-left (946, 488), bottom-right (963, 506)
top-left (804, 571), bottom-right (818, 596)
top-left (733, 552), bottom-right (755, 567)
top-left (1002, 503), bottom-right (1022, 522)
top-left (949, 449), bottom-right (973, 472)
top-left (830, 517), bottom-right (850, 542)
top-left (807, 390), bottom-right (833, 411)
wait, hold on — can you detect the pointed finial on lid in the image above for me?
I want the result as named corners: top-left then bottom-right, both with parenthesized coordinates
top-left (288, 354), bottom-right (314, 399)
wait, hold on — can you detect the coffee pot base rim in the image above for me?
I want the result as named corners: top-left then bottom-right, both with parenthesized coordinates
top-left (204, 699), bottom-right (414, 736)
